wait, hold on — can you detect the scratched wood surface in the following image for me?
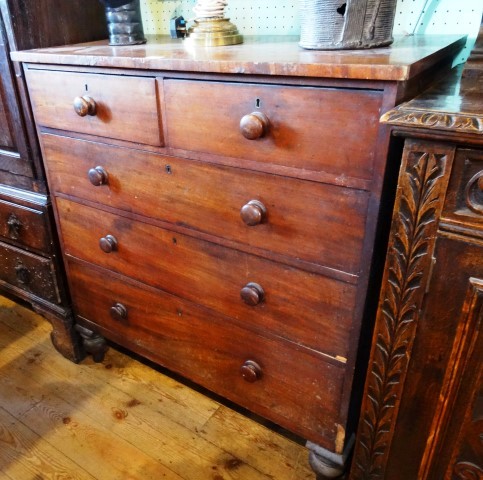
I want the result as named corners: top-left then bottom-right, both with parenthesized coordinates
top-left (0, 295), bottom-right (314, 480)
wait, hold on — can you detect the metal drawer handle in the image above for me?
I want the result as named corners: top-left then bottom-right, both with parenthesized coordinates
top-left (7, 213), bottom-right (22, 240)
top-left (15, 263), bottom-right (30, 285)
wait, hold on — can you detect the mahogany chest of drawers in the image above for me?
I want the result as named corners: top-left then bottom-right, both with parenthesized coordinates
top-left (13, 35), bottom-right (464, 478)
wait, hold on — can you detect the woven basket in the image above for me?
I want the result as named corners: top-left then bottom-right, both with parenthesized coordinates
top-left (299, 0), bottom-right (397, 50)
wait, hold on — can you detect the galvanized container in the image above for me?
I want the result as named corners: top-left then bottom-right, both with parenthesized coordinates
top-left (299, 0), bottom-right (397, 50)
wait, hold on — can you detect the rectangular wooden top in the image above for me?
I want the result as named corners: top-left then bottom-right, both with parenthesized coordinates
top-left (11, 34), bottom-right (466, 82)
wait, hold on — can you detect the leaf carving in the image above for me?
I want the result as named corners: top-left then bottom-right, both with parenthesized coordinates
top-left (352, 147), bottom-right (452, 479)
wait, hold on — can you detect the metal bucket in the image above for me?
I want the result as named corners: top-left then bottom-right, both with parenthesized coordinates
top-left (299, 0), bottom-right (397, 50)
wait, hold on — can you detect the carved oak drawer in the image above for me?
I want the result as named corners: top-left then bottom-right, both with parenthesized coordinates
top-left (442, 149), bottom-right (483, 236)
top-left (57, 197), bottom-right (356, 358)
top-left (0, 240), bottom-right (59, 303)
top-left (42, 134), bottom-right (369, 274)
top-left (25, 68), bottom-right (161, 146)
top-left (68, 259), bottom-right (346, 449)
top-left (164, 80), bottom-right (383, 180)
top-left (0, 197), bottom-right (50, 252)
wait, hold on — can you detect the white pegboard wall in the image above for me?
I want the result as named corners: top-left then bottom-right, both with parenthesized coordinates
top-left (392, 0), bottom-right (483, 64)
top-left (140, 0), bottom-right (482, 63)
top-left (141, 0), bottom-right (301, 35)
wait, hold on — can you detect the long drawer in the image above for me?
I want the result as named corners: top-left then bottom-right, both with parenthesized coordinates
top-left (57, 197), bottom-right (357, 359)
top-left (68, 259), bottom-right (346, 450)
top-left (25, 68), bottom-right (162, 146)
top-left (41, 133), bottom-right (369, 274)
top-left (0, 240), bottom-right (59, 303)
top-left (163, 79), bottom-right (383, 180)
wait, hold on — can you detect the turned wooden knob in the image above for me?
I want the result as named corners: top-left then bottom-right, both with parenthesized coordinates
top-left (110, 302), bottom-right (128, 321)
top-left (99, 234), bottom-right (118, 253)
top-left (240, 282), bottom-right (265, 306)
top-left (240, 200), bottom-right (267, 226)
top-left (88, 166), bottom-right (108, 186)
top-left (240, 360), bottom-right (262, 383)
top-left (73, 95), bottom-right (97, 117)
top-left (240, 112), bottom-right (269, 140)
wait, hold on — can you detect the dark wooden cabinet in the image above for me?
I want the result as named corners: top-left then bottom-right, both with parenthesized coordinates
top-left (0, 0), bottom-right (106, 361)
top-left (352, 26), bottom-right (483, 480)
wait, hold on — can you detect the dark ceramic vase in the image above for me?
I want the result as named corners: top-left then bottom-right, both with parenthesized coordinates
top-left (102, 0), bottom-right (146, 46)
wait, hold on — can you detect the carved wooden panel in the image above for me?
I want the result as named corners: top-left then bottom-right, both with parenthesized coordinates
top-left (351, 140), bottom-right (456, 479)
top-left (420, 274), bottom-right (483, 480)
top-left (380, 109), bottom-right (483, 135)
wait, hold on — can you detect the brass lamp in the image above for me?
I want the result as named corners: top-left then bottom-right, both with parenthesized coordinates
top-left (187, 0), bottom-right (243, 47)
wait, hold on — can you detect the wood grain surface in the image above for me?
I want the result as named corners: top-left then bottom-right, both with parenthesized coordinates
top-left (12, 35), bottom-right (466, 81)
top-left (0, 294), bottom-right (314, 480)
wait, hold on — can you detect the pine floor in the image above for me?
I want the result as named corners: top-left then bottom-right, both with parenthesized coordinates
top-left (0, 295), bottom-right (315, 480)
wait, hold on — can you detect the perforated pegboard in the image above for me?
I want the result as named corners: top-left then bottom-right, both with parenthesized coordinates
top-left (140, 0), bottom-right (482, 63)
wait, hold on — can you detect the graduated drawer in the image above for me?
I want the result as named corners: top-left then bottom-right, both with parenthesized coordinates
top-left (164, 79), bottom-right (383, 180)
top-left (68, 259), bottom-right (346, 450)
top-left (442, 148), bottom-right (483, 235)
top-left (57, 198), bottom-right (357, 359)
top-left (25, 68), bottom-right (161, 146)
top-left (0, 240), bottom-right (59, 303)
top-left (42, 134), bottom-right (369, 274)
top-left (0, 197), bottom-right (50, 253)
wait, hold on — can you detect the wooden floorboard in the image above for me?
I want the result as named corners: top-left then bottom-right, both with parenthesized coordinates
top-left (0, 296), bottom-right (314, 480)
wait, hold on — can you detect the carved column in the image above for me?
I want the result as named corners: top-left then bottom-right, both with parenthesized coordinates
top-left (351, 140), bottom-right (456, 479)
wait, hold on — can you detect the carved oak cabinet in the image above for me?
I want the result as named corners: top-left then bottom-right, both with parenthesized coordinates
top-left (352, 28), bottom-right (483, 480)
top-left (12, 35), bottom-right (464, 478)
top-left (0, 0), bottom-right (106, 360)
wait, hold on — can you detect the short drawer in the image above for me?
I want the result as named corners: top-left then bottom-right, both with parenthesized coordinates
top-left (68, 259), bottom-right (347, 450)
top-left (42, 134), bottom-right (369, 274)
top-left (25, 68), bottom-right (161, 146)
top-left (0, 240), bottom-right (60, 303)
top-left (0, 198), bottom-right (50, 252)
top-left (443, 148), bottom-right (483, 235)
top-left (58, 198), bottom-right (357, 359)
top-left (164, 79), bottom-right (383, 181)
